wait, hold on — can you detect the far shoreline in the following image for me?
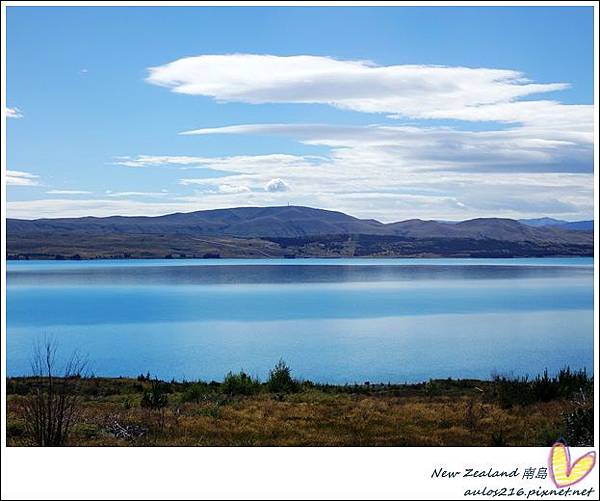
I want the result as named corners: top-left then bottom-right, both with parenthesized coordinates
top-left (6, 254), bottom-right (595, 262)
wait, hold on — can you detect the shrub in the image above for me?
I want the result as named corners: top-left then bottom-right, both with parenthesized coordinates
top-left (490, 430), bottom-right (508, 446)
top-left (140, 379), bottom-right (169, 410)
top-left (221, 371), bottom-right (261, 396)
top-left (7, 421), bottom-right (26, 439)
top-left (181, 382), bottom-right (212, 403)
top-left (464, 398), bottom-right (482, 431)
top-left (424, 379), bottom-right (442, 397)
top-left (563, 406), bottom-right (593, 446)
top-left (22, 339), bottom-right (87, 446)
top-left (267, 359), bottom-right (300, 394)
top-left (193, 403), bottom-right (222, 418)
top-left (562, 387), bottom-right (594, 446)
top-left (488, 368), bottom-right (592, 408)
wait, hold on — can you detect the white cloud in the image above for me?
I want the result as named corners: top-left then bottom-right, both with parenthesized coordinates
top-left (117, 153), bottom-right (323, 170)
top-left (147, 54), bottom-right (586, 128)
top-left (46, 190), bottom-right (92, 195)
top-left (98, 101), bottom-right (595, 223)
top-left (175, 154), bottom-right (319, 193)
top-left (7, 167), bottom-right (593, 222)
top-left (110, 115), bottom-right (594, 222)
top-left (266, 178), bottom-right (290, 192)
top-left (217, 184), bottom-right (251, 194)
top-left (175, 118), bottom-right (593, 221)
top-left (6, 107), bottom-right (23, 119)
top-left (7, 170), bottom-right (39, 186)
top-left (113, 155), bottom-right (217, 168)
top-left (181, 122), bottom-right (592, 174)
top-left (8, 55), bottom-right (591, 221)
top-left (178, 179), bottom-right (250, 194)
top-left (105, 191), bottom-right (169, 197)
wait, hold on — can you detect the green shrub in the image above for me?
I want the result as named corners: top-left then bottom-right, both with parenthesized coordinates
top-left (490, 430), bottom-right (508, 446)
top-left (424, 379), bottom-right (442, 397)
top-left (7, 420), bottom-right (26, 438)
top-left (563, 406), bottom-right (593, 446)
top-left (562, 387), bottom-right (594, 446)
top-left (181, 382), bottom-right (212, 403)
top-left (140, 379), bottom-right (169, 410)
top-left (76, 423), bottom-right (100, 440)
top-left (194, 403), bottom-right (222, 418)
top-left (221, 371), bottom-right (261, 396)
top-left (488, 368), bottom-right (592, 408)
top-left (267, 359), bottom-right (300, 394)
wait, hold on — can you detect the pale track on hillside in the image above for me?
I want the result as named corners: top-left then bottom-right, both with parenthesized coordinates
top-left (189, 237), bottom-right (276, 258)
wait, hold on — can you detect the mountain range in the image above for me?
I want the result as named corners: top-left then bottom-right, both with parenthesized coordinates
top-left (7, 205), bottom-right (594, 259)
top-left (518, 217), bottom-right (594, 231)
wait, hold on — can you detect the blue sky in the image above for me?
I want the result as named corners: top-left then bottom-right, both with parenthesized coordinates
top-left (5, 6), bottom-right (595, 221)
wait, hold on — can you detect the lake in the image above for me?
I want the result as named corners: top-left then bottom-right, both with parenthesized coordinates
top-left (6, 257), bottom-right (594, 383)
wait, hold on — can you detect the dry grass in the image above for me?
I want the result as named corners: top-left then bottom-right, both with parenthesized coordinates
top-left (6, 377), bottom-right (578, 447)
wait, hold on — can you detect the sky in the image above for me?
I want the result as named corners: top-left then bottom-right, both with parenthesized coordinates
top-left (5, 6), bottom-right (595, 222)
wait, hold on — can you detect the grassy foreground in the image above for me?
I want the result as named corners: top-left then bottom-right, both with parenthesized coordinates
top-left (6, 366), bottom-right (593, 447)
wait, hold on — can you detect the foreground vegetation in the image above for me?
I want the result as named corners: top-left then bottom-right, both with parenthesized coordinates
top-left (7, 360), bottom-right (593, 447)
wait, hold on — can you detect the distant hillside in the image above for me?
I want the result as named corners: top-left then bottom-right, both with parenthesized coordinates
top-left (7, 206), bottom-right (594, 259)
top-left (519, 217), bottom-right (594, 231)
top-left (7, 206), bottom-right (386, 238)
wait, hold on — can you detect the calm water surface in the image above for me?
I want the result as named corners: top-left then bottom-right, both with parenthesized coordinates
top-left (6, 258), bottom-right (594, 383)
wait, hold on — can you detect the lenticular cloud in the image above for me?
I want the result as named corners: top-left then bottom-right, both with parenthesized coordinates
top-left (147, 54), bottom-right (571, 123)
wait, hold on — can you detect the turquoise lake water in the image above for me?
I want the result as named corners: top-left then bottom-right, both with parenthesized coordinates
top-left (6, 257), bottom-right (594, 383)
